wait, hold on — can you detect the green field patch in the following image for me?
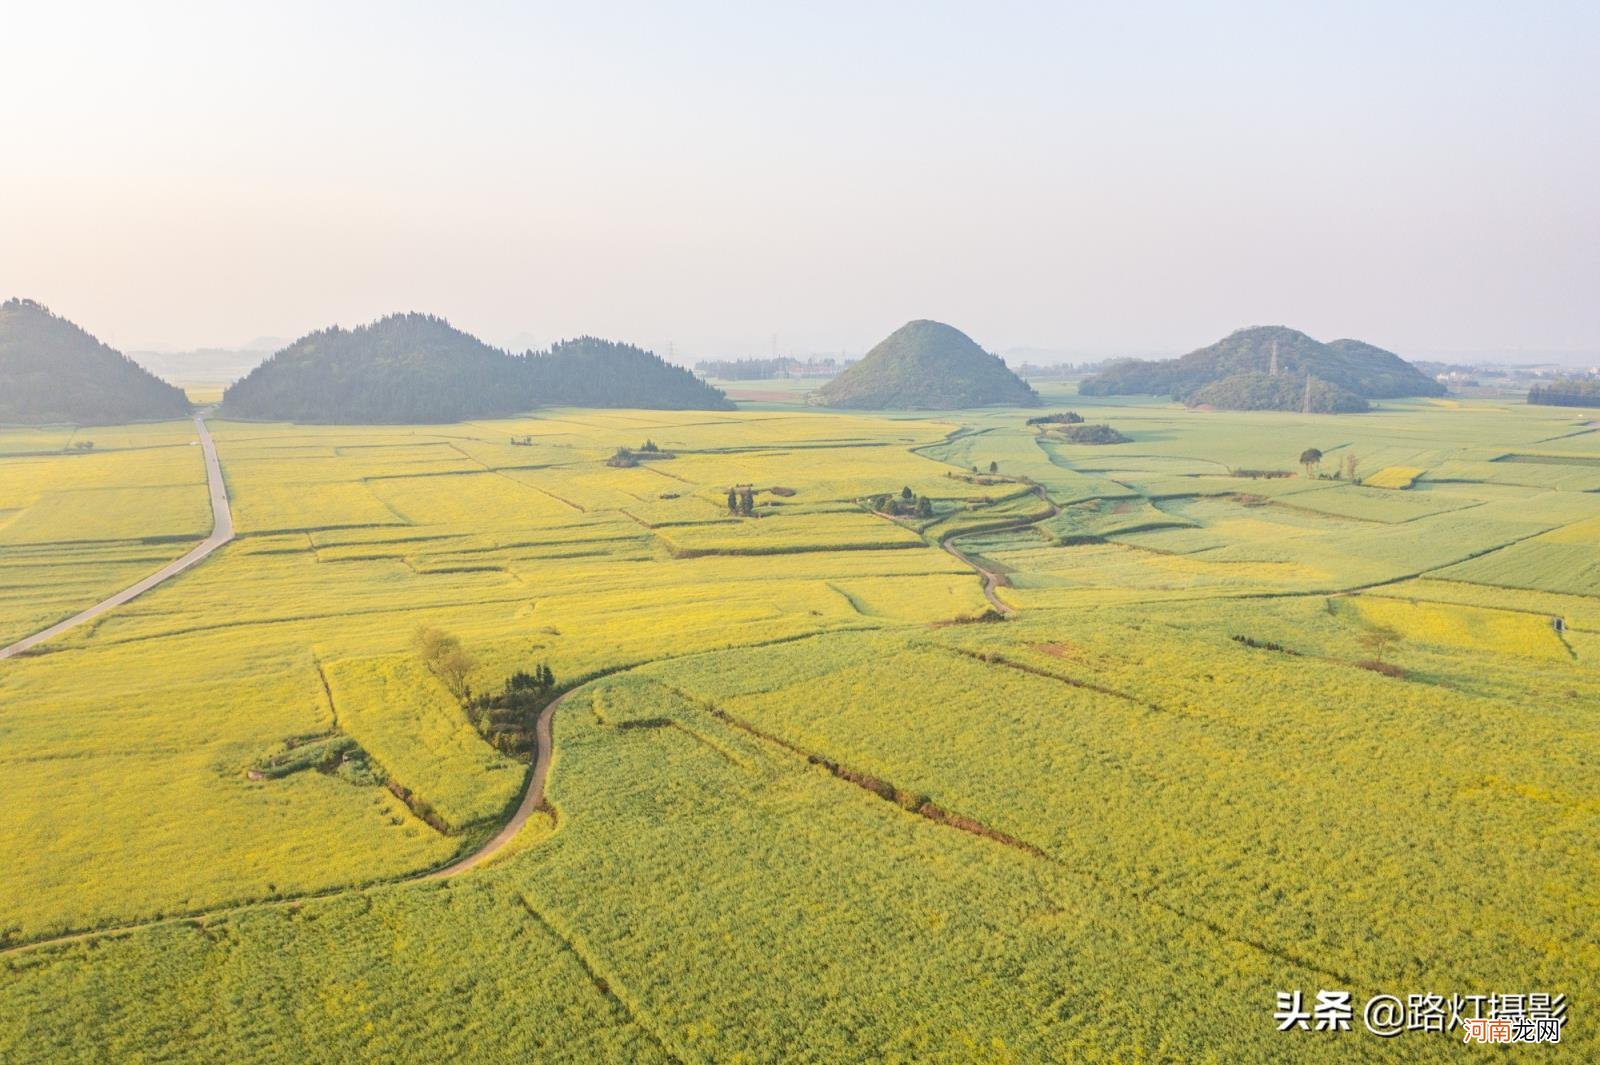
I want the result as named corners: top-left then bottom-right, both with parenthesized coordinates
top-left (1493, 452), bottom-right (1600, 467)
top-left (1266, 482), bottom-right (1472, 523)
top-left (1040, 497), bottom-right (1194, 543)
top-left (1435, 514), bottom-right (1600, 596)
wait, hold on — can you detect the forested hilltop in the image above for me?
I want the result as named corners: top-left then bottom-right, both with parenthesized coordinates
top-left (222, 314), bottom-right (730, 423)
top-left (524, 337), bottom-right (733, 410)
top-left (0, 299), bottom-right (192, 424)
top-left (1080, 326), bottom-right (1445, 413)
top-left (815, 319), bottom-right (1039, 409)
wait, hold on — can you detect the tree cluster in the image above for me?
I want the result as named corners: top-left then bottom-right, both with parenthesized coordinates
top-left (1025, 411), bottom-right (1084, 425)
top-left (1056, 423), bottom-right (1130, 445)
top-left (1528, 378), bottom-right (1600, 408)
top-left (868, 486), bottom-right (934, 519)
top-left (467, 663), bottom-right (558, 757)
top-left (609, 440), bottom-right (675, 467)
top-left (413, 624), bottom-right (559, 759)
top-left (1296, 449), bottom-right (1360, 480)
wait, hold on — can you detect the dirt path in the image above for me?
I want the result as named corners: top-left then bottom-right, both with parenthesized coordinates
top-left (938, 485), bottom-right (1061, 617)
top-left (428, 685), bottom-right (579, 877)
top-left (943, 538), bottom-right (1016, 615)
top-left (0, 413), bottom-right (234, 661)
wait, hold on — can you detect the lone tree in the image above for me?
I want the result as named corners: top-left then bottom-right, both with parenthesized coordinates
top-left (1299, 448), bottom-right (1323, 477)
top-left (1358, 625), bottom-right (1401, 662)
top-left (727, 487), bottom-right (738, 514)
top-left (739, 486), bottom-right (755, 516)
top-left (900, 485), bottom-right (913, 501)
top-left (988, 460), bottom-right (998, 474)
top-left (413, 625), bottom-right (476, 700)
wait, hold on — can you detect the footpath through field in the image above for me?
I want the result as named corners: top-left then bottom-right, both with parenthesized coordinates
top-left (428, 684), bottom-right (577, 878)
top-left (0, 413), bottom-right (234, 661)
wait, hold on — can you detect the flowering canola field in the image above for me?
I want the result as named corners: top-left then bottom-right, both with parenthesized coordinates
top-left (1, 395), bottom-right (1596, 1062)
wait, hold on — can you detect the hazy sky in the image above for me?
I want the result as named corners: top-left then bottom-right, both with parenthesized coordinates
top-left (4, 1), bottom-right (1597, 361)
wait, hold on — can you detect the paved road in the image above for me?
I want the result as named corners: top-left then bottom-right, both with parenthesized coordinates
top-left (0, 414), bottom-right (233, 661)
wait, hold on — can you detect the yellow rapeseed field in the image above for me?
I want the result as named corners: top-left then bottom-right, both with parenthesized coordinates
top-left (1, 395), bottom-right (1596, 1061)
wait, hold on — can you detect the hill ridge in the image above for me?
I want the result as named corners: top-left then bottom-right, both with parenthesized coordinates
top-left (1079, 325), bottom-right (1444, 412)
top-left (223, 314), bottom-right (731, 423)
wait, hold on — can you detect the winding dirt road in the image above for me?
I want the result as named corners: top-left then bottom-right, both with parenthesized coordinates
top-left (0, 413), bottom-right (234, 661)
top-left (428, 684), bottom-right (578, 878)
top-left (939, 485), bottom-right (1061, 617)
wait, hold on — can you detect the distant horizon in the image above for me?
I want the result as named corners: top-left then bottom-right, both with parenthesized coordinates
top-left (109, 313), bottom-right (1599, 374)
top-left (4, 3), bottom-right (1596, 369)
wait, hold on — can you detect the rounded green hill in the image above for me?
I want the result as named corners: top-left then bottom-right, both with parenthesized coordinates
top-left (0, 298), bottom-right (191, 424)
top-left (816, 320), bottom-right (1039, 409)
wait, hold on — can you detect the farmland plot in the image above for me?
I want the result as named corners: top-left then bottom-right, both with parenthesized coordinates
top-left (2, 396), bottom-right (1596, 1062)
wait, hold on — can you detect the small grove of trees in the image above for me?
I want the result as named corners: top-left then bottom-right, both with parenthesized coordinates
top-left (413, 625), bottom-right (476, 699)
top-left (1058, 423), bottom-right (1130, 445)
top-left (467, 663), bottom-right (558, 757)
top-left (1025, 411), bottom-right (1084, 425)
top-left (413, 624), bottom-right (559, 760)
top-left (869, 490), bottom-right (933, 520)
top-left (1294, 448), bottom-right (1360, 480)
top-left (1026, 411), bottom-right (1128, 444)
top-left (1528, 378), bottom-right (1600, 408)
top-left (727, 485), bottom-right (755, 516)
top-left (611, 440), bottom-right (675, 467)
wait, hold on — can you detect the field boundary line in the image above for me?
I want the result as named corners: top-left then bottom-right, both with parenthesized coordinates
top-left (514, 894), bottom-right (687, 1065)
top-left (681, 690), bottom-right (1368, 992)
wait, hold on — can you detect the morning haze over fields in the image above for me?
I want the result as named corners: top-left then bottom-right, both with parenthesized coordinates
top-left (1, 4), bottom-right (1597, 1063)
